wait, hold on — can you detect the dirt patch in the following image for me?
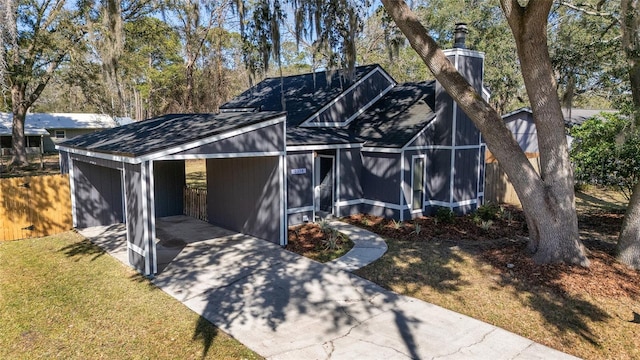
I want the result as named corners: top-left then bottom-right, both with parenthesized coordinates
top-left (0, 153), bottom-right (61, 178)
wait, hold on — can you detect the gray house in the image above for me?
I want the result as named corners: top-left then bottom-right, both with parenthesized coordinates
top-left (57, 36), bottom-right (486, 276)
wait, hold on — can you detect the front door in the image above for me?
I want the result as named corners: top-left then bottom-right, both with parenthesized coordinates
top-left (316, 155), bottom-right (335, 215)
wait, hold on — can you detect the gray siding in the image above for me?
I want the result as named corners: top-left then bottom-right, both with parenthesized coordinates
top-left (338, 148), bottom-right (363, 201)
top-left (426, 149), bottom-right (452, 202)
top-left (455, 110), bottom-right (481, 146)
top-left (309, 70), bottom-right (393, 125)
top-left (207, 157), bottom-right (280, 244)
top-left (504, 111), bottom-right (538, 153)
top-left (153, 160), bottom-right (186, 217)
top-left (175, 122), bottom-right (284, 156)
top-left (59, 150), bottom-right (70, 174)
top-left (288, 210), bottom-right (313, 226)
top-left (361, 152), bottom-right (400, 204)
top-left (287, 152), bottom-right (313, 208)
top-left (73, 160), bottom-right (123, 228)
top-left (410, 92), bottom-right (452, 147)
top-left (453, 149), bottom-right (480, 203)
top-left (70, 153), bottom-right (124, 170)
top-left (124, 162), bottom-right (148, 272)
top-left (360, 203), bottom-right (400, 219)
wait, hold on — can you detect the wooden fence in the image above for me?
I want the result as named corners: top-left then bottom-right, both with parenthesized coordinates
top-left (184, 186), bottom-right (207, 222)
top-left (0, 174), bottom-right (72, 241)
top-left (484, 153), bottom-right (540, 206)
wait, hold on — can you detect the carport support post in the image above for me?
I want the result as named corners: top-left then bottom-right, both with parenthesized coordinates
top-left (124, 161), bottom-right (157, 277)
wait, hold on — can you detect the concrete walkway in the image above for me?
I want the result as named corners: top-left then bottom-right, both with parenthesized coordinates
top-left (81, 217), bottom-right (577, 360)
top-left (326, 220), bottom-right (388, 271)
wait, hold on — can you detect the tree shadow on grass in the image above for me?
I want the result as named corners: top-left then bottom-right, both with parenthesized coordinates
top-left (483, 241), bottom-right (613, 348)
top-left (355, 239), bottom-right (471, 296)
top-left (192, 316), bottom-right (219, 359)
top-left (59, 238), bottom-right (106, 262)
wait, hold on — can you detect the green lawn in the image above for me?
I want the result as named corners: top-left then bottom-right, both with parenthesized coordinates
top-left (0, 232), bottom-right (261, 360)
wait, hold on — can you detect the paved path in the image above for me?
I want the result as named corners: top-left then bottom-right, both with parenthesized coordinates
top-left (82, 217), bottom-right (578, 360)
top-left (326, 220), bottom-right (388, 271)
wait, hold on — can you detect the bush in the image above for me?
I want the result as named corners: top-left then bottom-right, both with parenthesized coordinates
top-left (435, 207), bottom-right (455, 224)
top-left (475, 203), bottom-right (501, 222)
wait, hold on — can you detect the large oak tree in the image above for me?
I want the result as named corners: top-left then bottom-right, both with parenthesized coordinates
top-left (1, 0), bottom-right (88, 168)
top-left (617, 0), bottom-right (640, 269)
top-left (381, 0), bottom-right (589, 265)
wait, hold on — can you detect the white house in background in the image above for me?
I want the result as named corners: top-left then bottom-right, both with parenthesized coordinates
top-left (0, 113), bottom-right (130, 153)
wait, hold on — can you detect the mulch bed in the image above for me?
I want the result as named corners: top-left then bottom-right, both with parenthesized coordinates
top-left (338, 207), bottom-right (639, 299)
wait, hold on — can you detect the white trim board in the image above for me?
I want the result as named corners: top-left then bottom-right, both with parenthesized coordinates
top-left (300, 66), bottom-right (396, 127)
top-left (287, 206), bottom-right (315, 214)
top-left (56, 115), bottom-right (286, 165)
top-left (287, 143), bottom-right (363, 151)
top-left (137, 116), bottom-right (286, 162)
top-left (156, 151), bottom-right (285, 160)
top-left (364, 144), bottom-right (483, 154)
top-left (302, 82), bottom-right (396, 128)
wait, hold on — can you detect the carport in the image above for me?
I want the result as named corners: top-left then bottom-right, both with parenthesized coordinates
top-left (57, 112), bottom-right (287, 276)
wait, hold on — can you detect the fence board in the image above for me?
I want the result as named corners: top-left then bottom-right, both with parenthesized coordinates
top-left (0, 174), bottom-right (72, 241)
top-left (183, 186), bottom-right (207, 222)
top-left (484, 156), bottom-right (540, 206)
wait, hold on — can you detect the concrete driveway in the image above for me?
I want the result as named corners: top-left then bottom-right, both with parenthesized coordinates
top-left (83, 216), bottom-right (576, 359)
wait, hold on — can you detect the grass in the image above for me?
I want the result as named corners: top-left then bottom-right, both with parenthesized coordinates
top-left (0, 232), bottom-right (261, 360)
top-left (186, 159), bottom-right (207, 189)
top-left (353, 189), bottom-right (640, 360)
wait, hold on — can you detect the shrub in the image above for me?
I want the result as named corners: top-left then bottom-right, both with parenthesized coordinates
top-left (475, 202), bottom-right (501, 222)
top-left (435, 207), bottom-right (456, 224)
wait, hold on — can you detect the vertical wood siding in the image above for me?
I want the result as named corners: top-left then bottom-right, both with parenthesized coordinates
top-left (0, 175), bottom-right (72, 241)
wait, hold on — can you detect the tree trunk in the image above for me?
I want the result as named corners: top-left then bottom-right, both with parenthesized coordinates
top-left (617, 0), bottom-right (640, 269)
top-left (618, 181), bottom-right (640, 269)
top-left (9, 84), bottom-right (29, 168)
top-left (185, 59), bottom-right (195, 112)
top-left (381, 0), bottom-right (588, 266)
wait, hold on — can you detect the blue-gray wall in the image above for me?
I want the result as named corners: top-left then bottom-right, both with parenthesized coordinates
top-left (207, 156), bottom-right (281, 244)
top-left (174, 122), bottom-right (284, 155)
top-left (361, 152), bottom-right (401, 204)
top-left (287, 151), bottom-right (313, 225)
top-left (124, 162), bottom-right (155, 273)
top-left (503, 111), bottom-right (538, 153)
top-left (153, 160), bottom-right (186, 217)
top-left (336, 148), bottom-right (363, 216)
top-left (72, 160), bottom-right (123, 228)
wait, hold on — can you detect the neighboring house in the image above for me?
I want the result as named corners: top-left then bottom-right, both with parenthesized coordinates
top-left (484, 107), bottom-right (618, 205)
top-left (0, 112), bottom-right (125, 153)
top-left (56, 29), bottom-right (487, 276)
top-left (498, 107), bottom-right (618, 153)
top-left (0, 116), bottom-right (49, 156)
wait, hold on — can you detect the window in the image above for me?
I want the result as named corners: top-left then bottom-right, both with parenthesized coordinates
top-left (54, 130), bottom-right (65, 139)
top-left (412, 157), bottom-right (425, 211)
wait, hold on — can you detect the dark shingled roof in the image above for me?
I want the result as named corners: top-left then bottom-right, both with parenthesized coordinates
top-left (59, 111), bottom-right (284, 157)
top-left (351, 81), bottom-right (436, 148)
top-left (221, 65), bottom-right (380, 127)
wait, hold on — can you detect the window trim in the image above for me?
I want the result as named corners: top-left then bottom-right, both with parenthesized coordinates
top-left (411, 154), bottom-right (426, 213)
